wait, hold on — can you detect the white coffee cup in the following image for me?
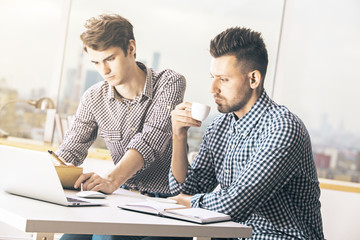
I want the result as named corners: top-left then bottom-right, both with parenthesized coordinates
top-left (191, 102), bottom-right (211, 121)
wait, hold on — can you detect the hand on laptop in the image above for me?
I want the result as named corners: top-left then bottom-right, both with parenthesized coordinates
top-left (74, 172), bottom-right (118, 194)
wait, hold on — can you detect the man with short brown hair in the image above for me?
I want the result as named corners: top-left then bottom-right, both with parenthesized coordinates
top-left (58, 13), bottom-right (186, 240)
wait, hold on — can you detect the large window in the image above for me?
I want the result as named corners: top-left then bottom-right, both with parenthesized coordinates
top-left (0, 0), bottom-right (63, 140)
top-left (274, 0), bottom-right (360, 182)
top-left (4, 0), bottom-right (358, 184)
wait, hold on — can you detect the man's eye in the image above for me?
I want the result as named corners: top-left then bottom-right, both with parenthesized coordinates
top-left (107, 57), bottom-right (115, 61)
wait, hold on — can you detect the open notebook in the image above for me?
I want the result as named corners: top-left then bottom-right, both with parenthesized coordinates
top-left (0, 145), bottom-right (106, 207)
top-left (118, 200), bottom-right (231, 224)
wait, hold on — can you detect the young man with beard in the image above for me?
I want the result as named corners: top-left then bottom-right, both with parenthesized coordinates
top-left (169, 27), bottom-right (324, 240)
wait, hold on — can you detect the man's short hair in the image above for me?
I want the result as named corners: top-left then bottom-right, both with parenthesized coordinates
top-left (210, 27), bottom-right (268, 80)
top-left (80, 14), bottom-right (135, 56)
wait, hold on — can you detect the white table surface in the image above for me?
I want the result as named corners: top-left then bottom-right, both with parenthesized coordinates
top-left (0, 188), bottom-right (252, 240)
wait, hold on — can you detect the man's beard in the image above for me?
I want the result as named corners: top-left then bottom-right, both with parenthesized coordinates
top-left (215, 90), bottom-right (252, 114)
top-left (217, 101), bottom-right (246, 113)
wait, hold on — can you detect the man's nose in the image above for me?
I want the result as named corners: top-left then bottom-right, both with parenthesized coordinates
top-left (100, 63), bottom-right (111, 75)
top-left (210, 79), bottom-right (220, 94)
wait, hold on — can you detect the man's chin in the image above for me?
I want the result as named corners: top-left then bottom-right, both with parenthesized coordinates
top-left (106, 80), bottom-right (119, 86)
top-left (217, 105), bottom-right (233, 114)
top-left (216, 105), bottom-right (227, 114)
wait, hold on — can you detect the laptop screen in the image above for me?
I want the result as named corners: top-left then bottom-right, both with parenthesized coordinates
top-left (0, 145), bottom-right (71, 205)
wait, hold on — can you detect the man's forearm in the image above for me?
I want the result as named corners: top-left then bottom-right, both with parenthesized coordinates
top-left (171, 134), bottom-right (189, 183)
top-left (106, 149), bottom-right (144, 188)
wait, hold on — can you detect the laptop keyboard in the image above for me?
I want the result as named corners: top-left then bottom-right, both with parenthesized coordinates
top-left (67, 197), bottom-right (88, 203)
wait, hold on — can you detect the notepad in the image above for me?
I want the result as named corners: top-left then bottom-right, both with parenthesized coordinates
top-left (118, 201), bottom-right (231, 224)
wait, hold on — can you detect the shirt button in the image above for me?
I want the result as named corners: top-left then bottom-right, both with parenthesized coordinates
top-left (225, 169), bottom-right (230, 174)
top-left (231, 144), bottom-right (235, 149)
top-left (130, 127), bottom-right (136, 131)
top-left (167, 105), bottom-right (171, 110)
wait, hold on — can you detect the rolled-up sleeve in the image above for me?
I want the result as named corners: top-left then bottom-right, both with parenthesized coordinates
top-left (56, 91), bottom-right (98, 166)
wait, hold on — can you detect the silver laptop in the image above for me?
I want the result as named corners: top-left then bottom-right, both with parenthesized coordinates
top-left (0, 145), bottom-right (106, 206)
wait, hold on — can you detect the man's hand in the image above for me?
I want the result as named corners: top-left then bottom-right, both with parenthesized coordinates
top-left (171, 102), bottom-right (201, 139)
top-left (74, 149), bottom-right (144, 194)
top-left (74, 172), bottom-right (119, 194)
top-left (168, 193), bottom-right (193, 208)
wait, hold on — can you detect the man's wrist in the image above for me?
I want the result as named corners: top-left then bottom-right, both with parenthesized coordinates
top-left (173, 132), bottom-right (188, 141)
top-left (106, 172), bottom-right (125, 189)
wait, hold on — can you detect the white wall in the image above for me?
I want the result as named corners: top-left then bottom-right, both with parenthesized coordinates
top-left (320, 187), bottom-right (360, 240)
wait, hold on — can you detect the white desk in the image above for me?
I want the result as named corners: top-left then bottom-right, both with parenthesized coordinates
top-left (0, 189), bottom-right (252, 240)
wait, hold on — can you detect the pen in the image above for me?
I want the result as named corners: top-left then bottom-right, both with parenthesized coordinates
top-left (48, 150), bottom-right (67, 166)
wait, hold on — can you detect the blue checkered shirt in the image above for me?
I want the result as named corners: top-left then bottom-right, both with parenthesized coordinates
top-left (57, 62), bottom-right (186, 194)
top-left (169, 91), bottom-right (324, 239)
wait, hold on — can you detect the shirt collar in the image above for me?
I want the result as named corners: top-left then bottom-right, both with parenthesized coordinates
top-left (230, 90), bottom-right (270, 136)
top-left (108, 84), bottom-right (115, 100)
top-left (107, 61), bottom-right (154, 101)
top-left (141, 62), bottom-right (154, 100)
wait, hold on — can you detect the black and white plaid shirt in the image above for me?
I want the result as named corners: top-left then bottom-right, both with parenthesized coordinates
top-left (169, 91), bottom-right (324, 239)
top-left (57, 62), bottom-right (186, 194)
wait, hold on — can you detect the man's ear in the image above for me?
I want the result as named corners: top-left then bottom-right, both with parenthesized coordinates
top-left (248, 70), bottom-right (261, 89)
top-left (128, 39), bottom-right (136, 57)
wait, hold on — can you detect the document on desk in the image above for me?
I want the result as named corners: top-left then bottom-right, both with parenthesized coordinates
top-left (118, 201), bottom-right (231, 224)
